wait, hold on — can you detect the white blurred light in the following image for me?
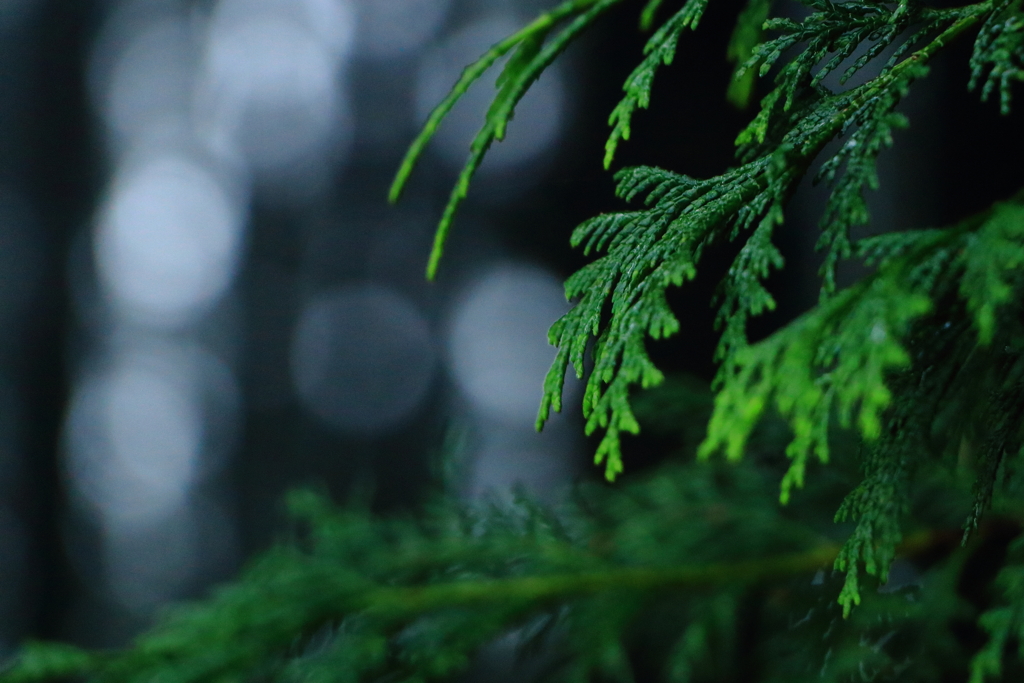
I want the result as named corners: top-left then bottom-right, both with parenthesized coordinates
top-left (94, 154), bottom-right (245, 327)
top-left (299, 0), bottom-right (357, 57)
top-left (291, 284), bottom-right (435, 433)
top-left (447, 263), bottom-right (569, 425)
top-left (212, 0), bottom-right (355, 59)
top-left (415, 15), bottom-right (565, 171)
top-left (197, 5), bottom-right (352, 175)
top-left (65, 347), bottom-right (206, 525)
top-left (100, 497), bottom-right (227, 614)
top-left (96, 16), bottom-right (196, 144)
top-left (352, 0), bottom-right (450, 60)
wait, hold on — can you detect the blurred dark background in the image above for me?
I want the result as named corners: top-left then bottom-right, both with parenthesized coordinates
top-left (0, 0), bottom-right (1021, 653)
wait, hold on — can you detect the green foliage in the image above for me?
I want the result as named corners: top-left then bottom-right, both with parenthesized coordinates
top-left (9, 0), bottom-right (1024, 681)
top-left (700, 250), bottom-right (934, 497)
top-left (970, 0), bottom-right (1024, 114)
top-left (6, 433), bottom-right (1022, 683)
top-left (961, 201), bottom-right (1024, 345)
top-left (604, 0), bottom-right (709, 169)
top-left (2, 459), bottom-right (831, 683)
top-left (389, 0), bottom-right (626, 279)
top-left (385, 0), bottom-right (1024, 666)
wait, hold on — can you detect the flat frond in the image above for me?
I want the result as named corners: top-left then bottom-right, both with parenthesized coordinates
top-left (733, 0), bottom-right (936, 151)
top-left (388, 0), bottom-right (624, 279)
top-left (815, 65), bottom-right (924, 296)
top-left (544, 34), bottom-right (959, 480)
top-left (604, 0), bottom-right (710, 169)
top-left (538, 157), bottom-right (795, 480)
top-left (2, 463), bottom-right (849, 683)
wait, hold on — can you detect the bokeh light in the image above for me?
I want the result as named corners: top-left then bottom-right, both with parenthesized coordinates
top-left (291, 284), bottom-right (436, 433)
top-left (94, 153), bottom-right (246, 328)
top-left (102, 505), bottom-right (200, 611)
top-left (92, 14), bottom-right (197, 147)
top-left (211, 0), bottom-right (355, 59)
top-left (466, 429), bottom-right (576, 501)
top-left (447, 263), bottom-right (569, 425)
top-left (196, 0), bottom-right (354, 178)
top-left (102, 497), bottom-right (236, 612)
top-left (64, 344), bottom-right (218, 526)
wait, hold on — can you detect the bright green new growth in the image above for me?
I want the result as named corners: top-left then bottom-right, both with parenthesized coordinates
top-left (961, 201), bottom-right (1024, 345)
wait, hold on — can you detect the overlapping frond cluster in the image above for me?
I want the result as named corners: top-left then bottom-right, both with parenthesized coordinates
top-left (0, 463), bottom-right (799, 683)
top-left (538, 0), bottom-right (986, 479)
top-left (385, 0), bottom-right (1024, 651)
top-left (703, 194), bottom-right (1024, 612)
top-left (727, 0), bottom-right (985, 294)
top-left (5, 453), bottom-right (1007, 683)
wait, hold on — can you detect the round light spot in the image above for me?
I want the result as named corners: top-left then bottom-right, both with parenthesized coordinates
top-left (447, 263), bottom-right (568, 425)
top-left (198, 12), bottom-right (349, 174)
top-left (212, 0), bottom-right (356, 59)
top-left (65, 347), bottom-right (206, 525)
top-left (97, 16), bottom-right (197, 144)
top-left (291, 285), bottom-right (435, 433)
top-left (352, 0), bottom-right (450, 60)
top-left (299, 0), bottom-right (357, 57)
top-left (94, 154), bottom-right (245, 327)
top-left (415, 15), bottom-right (565, 172)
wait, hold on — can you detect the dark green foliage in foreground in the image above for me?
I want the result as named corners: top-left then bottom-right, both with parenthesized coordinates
top-left (6, 396), bottom-right (1024, 683)
top-left (8, 0), bottom-right (1024, 681)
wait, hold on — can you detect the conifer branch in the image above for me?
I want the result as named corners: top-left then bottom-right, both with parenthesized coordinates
top-left (540, 5), bottom-right (990, 481)
top-left (0, 486), bottom-right (985, 683)
top-left (387, 0), bottom-right (625, 279)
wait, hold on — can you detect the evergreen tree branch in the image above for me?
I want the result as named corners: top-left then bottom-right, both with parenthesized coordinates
top-left (541, 5), bottom-right (990, 481)
top-left (0, 500), bottom-right (985, 683)
top-left (387, 0), bottom-right (624, 279)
